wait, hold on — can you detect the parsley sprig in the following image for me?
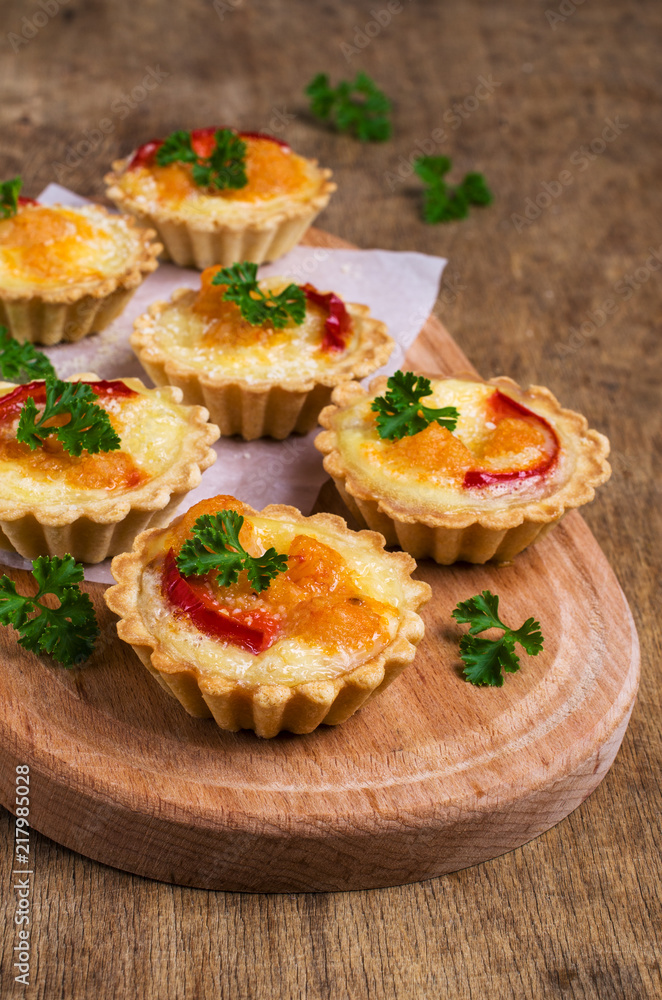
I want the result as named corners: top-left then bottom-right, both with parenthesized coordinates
top-left (16, 377), bottom-right (121, 457)
top-left (0, 326), bottom-right (55, 382)
top-left (0, 176), bottom-right (22, 220)
top-left (176, 509), bottom-right (289, 594)
top-left (0, 555), bottom-right (99, 667)
top-left (452, 591), bottom-right (544, 687)
top-left (212, 262), bottom-right (306, 329)
top-left (414, 157), bottom-right (492, 223)
top-left (306, 72), bottom-right (392, 142)
top-left (156, 128), bottom-right (248, 190)
top-left (371, 371), bottom-right (459, 441)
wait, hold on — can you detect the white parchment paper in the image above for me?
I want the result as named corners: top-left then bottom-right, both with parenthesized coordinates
top-left (0, 184), bottom-right (447, 582)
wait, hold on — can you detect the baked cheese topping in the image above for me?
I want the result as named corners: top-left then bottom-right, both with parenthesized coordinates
top-left (0, 381), bottom-right (192, 503)
top-left (334, 377), bottom-right (569, 513)
top-left (117, 136), bottom-right (323, 222)
top-left (138, 496), bottom-right (407, 686)
top-left (139, 270), bottom-right (360, 383)
top-left (0, 205), bottom-right (143, 295)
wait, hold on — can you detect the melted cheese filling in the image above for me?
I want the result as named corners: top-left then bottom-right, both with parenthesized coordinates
top-left (0, 385), bottom-right (190, 503)
top-left (118, 138), bottom-right (323, 222)
top-left (335, 378), bottom-right (572, 513)
top-left (0, 205), bottom-right (142, 294)
top-left (144, 274), bottom-right (358, 383)
top-left (138, 509), bottom-right (407, 686)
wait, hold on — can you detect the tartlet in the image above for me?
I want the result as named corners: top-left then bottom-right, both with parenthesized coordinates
top-left (105, 494), bottom-right (430, 737)
top-left (0, 200), bottom-right (161, 345)
top-left (316, 373), bottom-right (611, 564)
top-left (105, 128), bottom-right (335, 269)
top-left (0, 373), bottom-right (219, 563)
top-left (131, 265), bottom-right (393, 439)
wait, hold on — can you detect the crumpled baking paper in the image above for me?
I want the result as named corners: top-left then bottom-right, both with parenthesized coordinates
top-left (0, 184), bottom-right (447, 582)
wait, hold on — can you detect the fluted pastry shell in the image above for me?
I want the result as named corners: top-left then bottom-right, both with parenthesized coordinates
top-left (131, 291), bottom-right (393, 439)
top-left (105, 154), bottom-right (335, 269)
top-left (105, 503), bottom-right (431, 737)
top-left (0, 204), bottom-right (161, 344)
top-left (315, 374), bottom-right (611, 564)
top-left (0, 373), bottom-right (219, 563)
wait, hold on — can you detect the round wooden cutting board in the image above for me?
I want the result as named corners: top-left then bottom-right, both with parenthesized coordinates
top-left (0, 231), bottom-right (639, 892)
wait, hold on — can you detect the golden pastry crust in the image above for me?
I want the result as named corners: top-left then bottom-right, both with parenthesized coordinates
top-left (0, 203), bottom-right (161, 344)
top-left (315, 373), bottom-right (611, 563)
top-left (105, 138), bottom-right (335, 268)
top-left (105, 501), bottom-right (431, 737)
top-left (106, 155), bottom-right (335, 231)
top-left (0, 373), bottom-right (219, 562)
top-left (131, 285), bottom-right (393, 439)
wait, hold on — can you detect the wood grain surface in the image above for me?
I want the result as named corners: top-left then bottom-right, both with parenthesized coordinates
top-left (0, 268), bottom-right (639, 892)
top-left (0, 1), bottom-right (660, 997)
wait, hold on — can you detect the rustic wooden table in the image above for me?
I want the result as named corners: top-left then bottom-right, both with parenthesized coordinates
top-left (1, 1), bottom-right (660, 997)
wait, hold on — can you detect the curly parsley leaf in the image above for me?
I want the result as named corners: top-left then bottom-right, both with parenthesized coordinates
top-left (0, 555), bottom-right (99, 667)
top-left (306, 72), bottom-right (392, 142)
top-left (0, 577), bottom-right (31, 627)
top-left (16, 377), bottom-right (121, 457)
top-left (0, 326), bottom-right (55, 382)
top-left (176, 509), bottom-right (289, 594)
top-left (194, 129), bottom-right (247, 189)
top-left (414, 156), bottom-right (492, 224)
top-left (461, 172), bottom-right (493, 206)
top-left (156, 128), bottom-right (247, 190)
top-left (452, 590), bottom-right (544, 686)
top-left (423, 183), bottom-right (470, 223)
top-left (155, 129), bottom-right (198, 166)
top-left (31, 551), bottom-right (84, 593)
top-left (33, 588), bottom-right (99, 666)
top-left (0, 176), bottom-right (22, 220)
top-left (212, 261), bottom-right (306, 329)
top-left (306, 73), bottom-right (338, 120)
top-left (371, 371), bottom-right (459, 441)
top-left (452, 590), bottom-right (501, 633)
top-left (413, 156), bottom-right (452, 186)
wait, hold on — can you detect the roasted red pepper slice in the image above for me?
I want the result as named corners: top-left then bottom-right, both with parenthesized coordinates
top-left (127, 129), bottom-right (289, 170)
top-left (463, 459), bottom-right (557, 488)
top-left (190, 127), bottom-right (289, 155)
top-left (17, 196), bottom-right (39, 207)
top-left (189, 127), bottom-right (222, 158)
top-left (0, 379), bottom-right (137, 420)
top-left (302, 284), bottom-right (351, 352)
top-left (236, 131), bottom-right (289, 149)
top-left (162, 549), bottom-right (280, 655)
top-left (127, 139), bottom-right (162, 170)
top-left (463, 390), bottom-right (559, 488)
